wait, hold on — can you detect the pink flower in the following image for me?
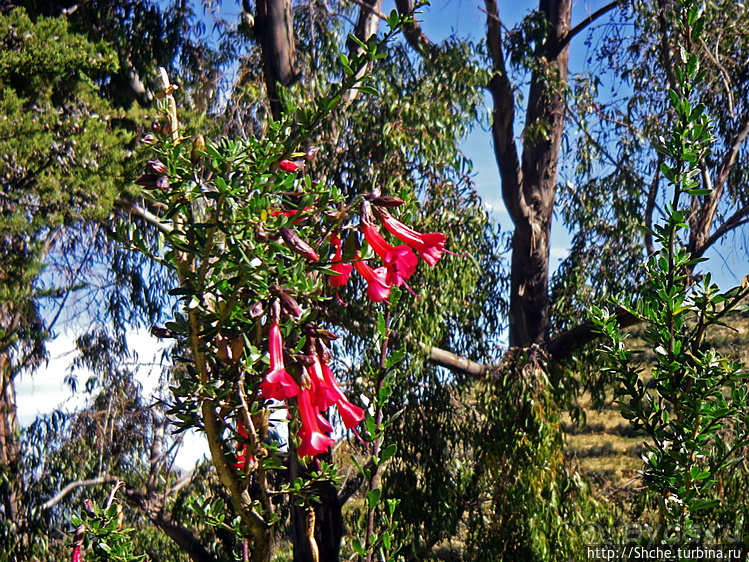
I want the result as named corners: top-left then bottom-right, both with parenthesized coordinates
top-left (329, 233), bottom-right (353, 288)
top-left (296, 387), bottom-right (335, 457)
top-left (353, 259), bottom-right (391, 302)
top-left (320, 362), bottom-right (365, 429)
top-left (261, 323), bottom-right (300, 401)
top-left (72, 545), bottom-right (81, 562)
top-left (361, 222), bottom-right (418, 286)
top-left (373, 208), bottom-right (446, 266)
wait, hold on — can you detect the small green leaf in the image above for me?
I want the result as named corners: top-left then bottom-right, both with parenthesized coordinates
top-left (367, 488), bottom-right (381, 510)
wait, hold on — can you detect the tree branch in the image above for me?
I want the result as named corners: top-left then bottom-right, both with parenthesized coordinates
top-left (394, 0), bottom-right (433, 54)
top-left (547, 306), bottom-right (640, 362)
top-left (418, 341), bottom-right (489, 377)
top-left (115, 198), bottom-right (172, 234)
top-left (42, 475), bottom-right (120, 509)
top-left (484, 0), bottom-right (524, 225)
top-left (555, 0), bottom-right (621, 57)
top-left (699, 204), bottom-right (749, 257)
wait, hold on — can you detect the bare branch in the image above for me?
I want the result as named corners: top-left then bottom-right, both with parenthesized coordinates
top-left (394, 0), bottom-right (433, 54)
top-left (348, 0), bottom-right (386, 20)
top-left (418, 341), bottom-right (489, 377)
top-left (42, 475), bottom-right (120, 509)
top-left (547, 307), bottom-right (641, 362)
top-left (115, 198), bottom-right (172, 234)
top-left (555, 0), bottom-right (621, 56)
top-left (699, 204), bottom-right (749, 257)
top-left (484, 0), bottom-right (524, 224)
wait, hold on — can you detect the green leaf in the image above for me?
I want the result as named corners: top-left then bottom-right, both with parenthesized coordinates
top-left (367, 488), bottom-right (382, 510)
top-left (380, 443), bottom-right (397, 463)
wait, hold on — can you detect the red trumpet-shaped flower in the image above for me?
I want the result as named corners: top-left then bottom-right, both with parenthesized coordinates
top-left (329, 233), bottom-right (353, 288)
top-left (361, 222), bottom-right (418, 287)
top-left (261, 323), bottom-right (300, 401)
top-left (320, 362), bottom-right (365, 429)
top-left (296, 386), bottom-right (335, 457)
top-left (353, 259), bottom-right (391, 302)
top-left (373, 208), bottom-right (446, 266)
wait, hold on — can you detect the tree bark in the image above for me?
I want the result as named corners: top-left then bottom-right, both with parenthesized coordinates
top-left (486, 0), bottom-right (572, 347)
top-left (255, 0), bottom-right (298, 119)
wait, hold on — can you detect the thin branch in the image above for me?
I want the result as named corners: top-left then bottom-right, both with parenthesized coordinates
top-left (699, 204), bottom-right (749, 257)
top-left (115, 198), bottom-right (173, 234)
top-left (555, 0), bottom-right (621, 56)
top-left (699, 38), bottom-right (734, 118)
top-left (348, 0), bottom-right (386, 20)
top-left (42, 475), bottom-right (120, 509)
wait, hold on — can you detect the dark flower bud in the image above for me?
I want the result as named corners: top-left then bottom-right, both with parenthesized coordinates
top-left (191, 135), bottom-right (205, 167)
top-left (74, 524), bottom-right (86, 545)
top-left (370, 196), bottom-right (404, 208)
top-left (304, 146), bottom-right (320, 161)
top-left (296, 353), bottom-right (317, 367)
top-left (279, 226), bottom-right (319, 261)
top-left (270, 299), bottom-right (281, 323)
top-left (148, 160), bottom-right (168, 175)
top-left (141, 134), bottom-right (158, 145)
top-left (270, 284), bottom-right (302, 318)
top-left (248, 301), bottom-right (264, 318)
top-left (82, 499), bottom-right (95, 517)
top-left (150, 326), bottom-right (174, 339)
top-left (135, 173), bottom-right (158, 187)
top-left (363, 187), bottom-right (382, 200)
top-left (162, 121), bottom-right (173, 137)
top-left (151, 120), bottom-right (163, 133)
top-left (315, 338), bottom-right (332, 364)
top-left (156, 176), bottom-right (170, 192)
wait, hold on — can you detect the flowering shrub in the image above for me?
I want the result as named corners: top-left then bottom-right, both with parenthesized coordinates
top-left (107, 14), bottom-right (445, 559)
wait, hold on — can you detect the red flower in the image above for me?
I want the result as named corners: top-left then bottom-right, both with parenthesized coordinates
top-left (279, 159), bottom-right (301, 172)
top-left (361, 222), bottom-right (418, 286)
top-left (261, 323), bottom-right (300, 401)
top-left (296, 386), bottom-right (335, 457)
top-left (329, 233), bottom-right (353, 288)
top-left (320, 362), bottom-right (365, 429)
top-left (72, 545), bottom-right (81, 562)
top-left (373, 208), bottom-right (446, 266)
top-left (353, 259), bottom-right (391, 302)
top-left (233, 418), bottom-right (256, 471)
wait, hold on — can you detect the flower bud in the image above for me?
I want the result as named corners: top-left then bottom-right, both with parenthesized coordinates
top-left (141, 134), bottom-right (157, 145)
top-left (135, 173), bottom-right (158, 187)
top-left (296, 354), bottom-right (317, 367)
top-left (151, 120), bottom-right (163, 133)
top-left (315, 338), bottom-right (332, 364)
top-left (148, 160), bottom-right (168, 175)
top-left (156, 176), bottom-right (170, 192)
top-left (270, 284), bottom-right (302, 318)
top-left (191, 135), bottom-right (205, 167)
top-left (304, 146), bottom-right (320, 161)
top-left (279, 226), bottom-right (319, 261)
top-left (370, 196), bottom-right (405, 208)
top-left (248, 301), bottom-right (264, 318)
top-left (82, 499), bottom-right (95, 517)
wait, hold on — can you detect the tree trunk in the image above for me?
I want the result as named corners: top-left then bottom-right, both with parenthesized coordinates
top-left (486, 0), bottom-right (572, 348)
top-left (255, 0), bottom-right (298, 119)
top-left (0, 357), bottom-right (19, 521)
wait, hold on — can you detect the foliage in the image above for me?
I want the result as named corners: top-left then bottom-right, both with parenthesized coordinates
top-left (591, 0), bottom-right (749, 547)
